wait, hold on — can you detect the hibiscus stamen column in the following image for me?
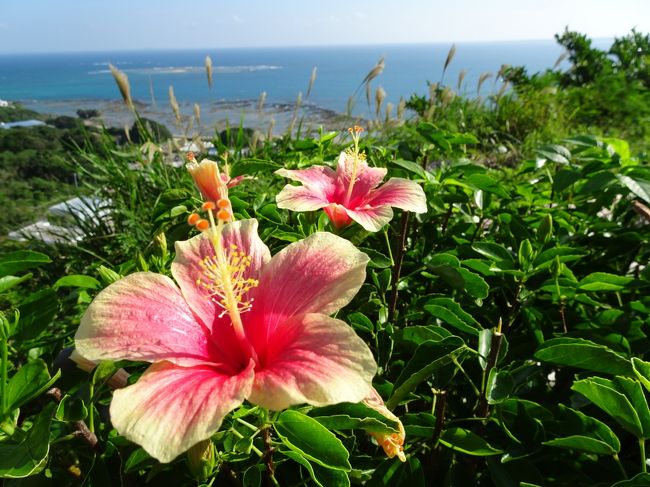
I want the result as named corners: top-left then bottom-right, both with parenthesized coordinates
top-left (187, 157), bottom-right (258, 359)
top-left (343, 125), bottom-right (364, 206)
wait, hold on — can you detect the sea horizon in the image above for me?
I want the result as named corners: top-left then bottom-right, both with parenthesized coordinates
top-left (0, 39), bottom-right (613, 134)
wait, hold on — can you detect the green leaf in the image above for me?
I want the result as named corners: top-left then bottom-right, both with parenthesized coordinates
top-left (532, 246), bottom-right (587, 270)
top-left (439, 427), bottom-right (503, 456)
top-left (274, 410), bottom-right (350, 471)
top-left (543, 436), bottom-right (616, 455)
top-left (392, 159), bottom-right (426, 179)
top-left (632, 357), bottom-right (650, 393)
top-left (618, 174), bottom-right (650, 204)
top-left (457, 268), bottom-right (489, 300)
top-left (53, 274), bottom-right (100, 290)
top-left (466, 174), bottom-right (510, 198)
top-left (612, 473), bottom-right (650, 487)
top-left (472, 243), bottom-right (514, 263)
top-left (14, 289), bottom-right (60, 341)
top-left (546, 404), bottom-right (620, 454)
top-left (0, 403), bottom-right (55, 478)
top-left (359, 248), bottom-right (392, 268)
top-left (486, 369), bottom-right (514, 404)
top-left (534, 337), bottom-right (633, 375)
top-left (124, 448), bottom-right (155, 474)
top-left (396, 326), bottom-right (452, 350)
top-left (0, 274), bottom-right (32, 294)
top-left (55, 394), bottom-right (88, 422)
top-left (388, 336), bottom-right (467, 409)
top-left (572, 378), bottom-right (642, 438)
top-left (281, 450), bottom-right (350, 487)
top-left (309, 402), bottom-right (399, 435)
top-left (231, 158), bottom-right (281, 177)
top-left (5, 360), bottom-right (60, 415)
top-left (614, 376), bottom-right (650, 439)
top-left (424, 298), bottom-right (481, 336)
top-left (578, 272), bottom-right (633, 292)
top-left (0, 251), bottom-right (50, 278)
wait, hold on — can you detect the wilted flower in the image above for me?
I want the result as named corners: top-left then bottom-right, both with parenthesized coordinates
top-left (276, 127), bottom-right (427, 232)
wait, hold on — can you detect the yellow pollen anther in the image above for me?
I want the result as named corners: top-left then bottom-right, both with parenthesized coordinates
top-left (196, 244), bottom-right (259, 317)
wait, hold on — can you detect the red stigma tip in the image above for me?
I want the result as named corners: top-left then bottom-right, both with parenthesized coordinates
top-left (196, 219), bottom-right (210, 231)
top-left (217, 198), bottom-right (230, 208)
top-left (202, 201), bottom-right (216, 211)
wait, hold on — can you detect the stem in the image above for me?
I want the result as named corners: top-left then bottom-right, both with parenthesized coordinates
top-left (0, 319), bottom-right (8, 415)
top-left (262, 426), bottom-right (279, 487)
top-left (476, 331), bottom-right (504, 419)
top-left (641, 438), bottom-right (647, 473)
top-left (383, 228), bottom-right (395, 266)
top-left (431, 389), bottom-right (447, 447)
top-left (613, 454), bottom-right (628, 480)
top-left (388, 212), bottom-right (410, 323)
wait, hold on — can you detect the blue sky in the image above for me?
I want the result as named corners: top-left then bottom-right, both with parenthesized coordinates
top-left (1, 0), bottom-right (649, 53)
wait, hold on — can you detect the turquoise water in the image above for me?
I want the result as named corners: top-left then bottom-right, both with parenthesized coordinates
top-left (0, 40), bottom-right (611, 131)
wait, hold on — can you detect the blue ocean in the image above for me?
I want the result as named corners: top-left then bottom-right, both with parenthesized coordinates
top-left (0, 40), bottom-right (611, 132)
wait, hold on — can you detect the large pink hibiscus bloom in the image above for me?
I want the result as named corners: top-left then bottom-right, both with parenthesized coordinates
top-left (276, 151), bottom-right (427, 232)
top-left (75, 219), bottom-right (377, 462)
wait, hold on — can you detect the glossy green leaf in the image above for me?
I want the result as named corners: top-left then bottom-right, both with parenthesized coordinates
top-left (439, 427), bottom-right (503, 456)
top-left (572, 378), bottom-right (642, 438)
top-left (0, 403), bottom-right (55, 478)
top-left (578, 272), bottom-right (633, 292)
top-left (274, 410), bottom-right (350, 471)
top-left (388, 336), bottom-right (467, 409)
top-left (53, 274), bottom-right (100, 289)
top-left (0, 251), bottom-right (50, 278)
top-left (5, 359), bottom-right (60, 415)
top-left (534, 337), bottom-right (632, 375)
top-left (0, 274), bottom-right (32, 294)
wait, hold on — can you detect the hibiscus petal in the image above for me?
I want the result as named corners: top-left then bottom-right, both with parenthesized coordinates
top-left (362, 388), bottom-right (406, 461)
top-left (247, 231), bottom-right (369, 344)
top-left (335, 152), bottom-right (388, 204)
top-left (275, 165), bottom-right (337, 191)
top-left (110, 360), bottom-right (255, 463)
top-left (365, 178), bottom-right (428, 213)
top-left (75, 272), bottom-right (214, 366)
top-left (276, 184), bottom-right (331, 211)
top-left (346, 205), bottom-right (394, 232)
top-left (172, 219), bottom-right (271, 334)
top-left (248, 313), bottom-right (376, 410)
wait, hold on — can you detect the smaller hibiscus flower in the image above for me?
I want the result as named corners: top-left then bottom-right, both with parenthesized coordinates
top-left (275, 127), bottom-right (427, 232)
top-left (186, 152), bottom-right (248, 204)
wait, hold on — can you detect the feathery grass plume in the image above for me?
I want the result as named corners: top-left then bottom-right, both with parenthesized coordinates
top-left (168, 85), bottom-right (181, 122)
top-left (457, 69), bottom-right (468, 92)
top-left (496, 64), bottom-right (510, 80)
top-left (477, 72), bottom-right (493, 95)
top-left (495, 81), bottom-right (510, 102)
top-left (288, 92), bottom-right (303, 136)
top-left (428, 82), bottom-right (439, 103)
top-left (148, 75), bottom-right (156, 108)
top-left (205, 56), bottom-right (213, 89)
top-left (554, 51), bottom-right (569, 69)
top-left (441, 43), bottom-right (457, 83)
top-left (193, 103), bottom-right (201, 126)
top-left (396, 96), bottom-right (406, 121)
top-left (109, 64), bottom-right (133, 109)
top-left (353, 57), bottom-right (384, 109)
top-left (267, 118), bottom-right (276, 141)
top-left (251, 130), bottom-right (261, 153)
top-left (123, 124), bottom-right (132, 144)
top-left (440, 86), bottom-right (455, 108)
top-left (346, 95), bottom-right (355, 117)
top-left (424, 103), bottom-right (436, 121)
top-left (306, 66), bottom-right (317, 98)
top-left (257, 91), bottom-right (267, 115)
top-left (375, 86), bottom-right (386, 119)
top-left (384, 102), bottom-right (393, 123)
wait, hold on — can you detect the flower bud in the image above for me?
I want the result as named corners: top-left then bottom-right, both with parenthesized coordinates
top-left (186, 439), bottom-right (217, 480)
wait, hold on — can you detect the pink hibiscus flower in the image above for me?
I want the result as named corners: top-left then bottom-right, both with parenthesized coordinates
top-left (74, 218), bottom-right (379, 462)
top-left (275, 146), bottom-right (427, 232)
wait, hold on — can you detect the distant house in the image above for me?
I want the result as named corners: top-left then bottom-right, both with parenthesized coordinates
top-left (8, 196), bottom-right (111, 245)
top-left (0, 99), bottom-right (9, 107)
